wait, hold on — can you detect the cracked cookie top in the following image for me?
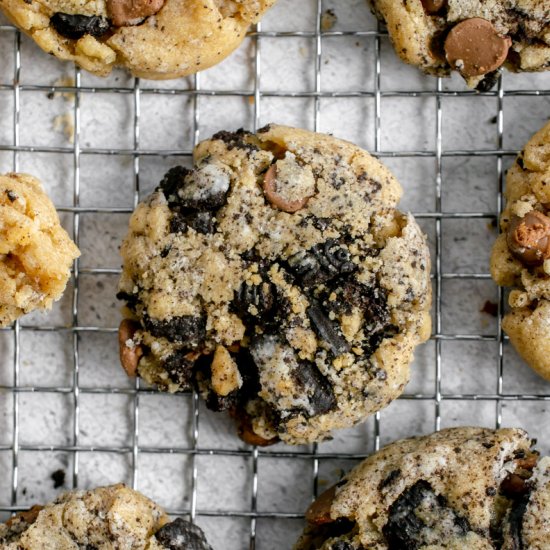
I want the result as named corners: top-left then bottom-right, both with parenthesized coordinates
top-left (0, 483), bottom-right (212, 550)
top-left (370, 0), bottom-right (550, 89)
top-left (118, 124), bottom-right (432, 445)
top-left (296, 427), bottom-right (548, 550)
top-left (0, 0), bottom-right (275, 78)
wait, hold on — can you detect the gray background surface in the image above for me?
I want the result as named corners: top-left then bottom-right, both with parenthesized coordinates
top-left (0, 1), bottom-right (550, 548)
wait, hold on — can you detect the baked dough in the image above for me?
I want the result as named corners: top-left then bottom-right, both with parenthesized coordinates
top-left (0, 172), bottom-right (80, 327)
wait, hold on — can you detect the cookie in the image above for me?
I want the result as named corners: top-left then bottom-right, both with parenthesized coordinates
top-left (490, 120), bottom-right (550, 380)
top-left (117, 124), bottom-right (432, 446)
top-left (370, 1), bottom-right (550, 90)
top-left (0, 172), bottom-right (80, 327)
top-left (0, 483), bottom-right (212, 549)
top-left (0, 0), bottom-right (275, 79)
top-left (295, 427), bottom-right (548, 550)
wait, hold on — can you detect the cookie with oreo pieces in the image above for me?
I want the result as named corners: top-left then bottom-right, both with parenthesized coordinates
top-left (369, 0), bottom-right (550, 89)
top-left (118, 124), bottom-right (432, 445)
top-left (295, 427), bottom-right (548, 550)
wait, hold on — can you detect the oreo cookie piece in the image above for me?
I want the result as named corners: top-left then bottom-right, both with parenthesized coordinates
top-left (118, 124), bottom-right (431, 445)
top-left (296, 427), bottom-right (547, 550)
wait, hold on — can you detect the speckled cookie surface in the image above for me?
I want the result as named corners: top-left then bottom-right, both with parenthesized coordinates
top-left (490, 120), bottom-right (550, 381)
top-left (370, 0), bottom-right (550, 89)
top-left (0, 172), bottom-right (80, 327)
top-left (117, 124), bottom-right (432, 446)
top-left (0, 0), bottom-right (275, 79)
top-left (295, 427), bottom-right (550, 550)
top-left (0, 483), bottom-right (212, 549)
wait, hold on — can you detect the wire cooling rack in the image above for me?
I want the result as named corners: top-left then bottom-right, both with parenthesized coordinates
top-left (1, 1), bottom-right (550, 548)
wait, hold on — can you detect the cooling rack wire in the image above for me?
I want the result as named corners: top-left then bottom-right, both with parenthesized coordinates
top-left (0, 1), bottom-right (550, 548)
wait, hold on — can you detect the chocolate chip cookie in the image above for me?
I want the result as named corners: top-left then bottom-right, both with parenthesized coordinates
top-left (0, 483), bottom-right (212, 549)
top-left (370, 1), bottom-right (550, 90)
top-left (117, 124), bottom-right (432, 446)
top-left (0, 172), bottom-right (80, 327)
top-left (490, 120), bottom-right (550, 381)
top-left (0, 0), bottom-right (275, 79)
top-left (296, 427), bottom-right (548, 550)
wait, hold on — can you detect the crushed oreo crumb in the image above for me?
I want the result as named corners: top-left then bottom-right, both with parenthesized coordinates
top-left (50, 13), bottom-right (110, 40)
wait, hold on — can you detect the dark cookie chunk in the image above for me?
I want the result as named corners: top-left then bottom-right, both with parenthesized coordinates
top-left (307, 300), bottom-right (351, 356)
top-left (293, 362), bottom-right (336, 417)
top-left (170, 211), bottom-right (216, 235)
top-left (155, 518), bottom-right (212, 550)
top-left (143, 315), bottom-right (206, 347)
top-left (50, 13), bottom-right (110, 40)
top-left (383, 480), bottom-right (471, 549)
top-left (287, 240), bottom-right (356, 288)
top-left (211, 129), bottom-right (259, 153)
top-left (162, 350), bottom-right (197, 388)
top-left (232, 278), bottom-right (276, 322)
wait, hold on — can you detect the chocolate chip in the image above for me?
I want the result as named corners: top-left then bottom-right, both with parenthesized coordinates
top-left (444, 18), bottom-right (511, 77)
top-left (155, 518), bottom-right (212, 550)
top-left (506, 211), bottom-right (550, 266)
top-left (143, 314), bottom-right (206, 347)
top-left (501, 473), bottom-right (529, 497)
top-left (5, 189), bottom-right (17, 202)
top-left (305, 485), bottom-right (337, 525)
top-left (107, 0), bottom-right (165, 27)
top-left (50, 13), bottom-right (110, 40)
top-left (307, 300), bottom-right (351, 356)
top-left (421, 0), bottom-right (446, 14)
top-left (293, 362), bottom-right (336, 417)
top-left (263, 164), bottom-right (312, 213)
top-left (118, 319), bottom-right (143, 378)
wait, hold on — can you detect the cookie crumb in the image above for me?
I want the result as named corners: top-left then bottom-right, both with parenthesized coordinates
top-left (321, 9), bottom-right (337, 32)
top-left (51, 469), bottom-right (65, 489)
top-left (480, 300), bottom-right (498, 317)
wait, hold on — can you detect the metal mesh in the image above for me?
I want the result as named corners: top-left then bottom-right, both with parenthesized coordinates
top-left (1, 1), bottom-right (550, 548)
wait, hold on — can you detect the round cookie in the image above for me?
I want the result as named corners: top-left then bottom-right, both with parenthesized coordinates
top-left (0, 0), bottom-right (275, 79)
top-left (369, 0), bottom-right (550, 90)
top-left (0, 483), bottom-right (212, 549)
top-left (490, 120), bottom-right (550, 380)
top-left (117, 124), bottom-right (432, 446)
top-left (0, 172), bottom-right (80, 327)
top-left (295, 427), bottom-right (547, 550)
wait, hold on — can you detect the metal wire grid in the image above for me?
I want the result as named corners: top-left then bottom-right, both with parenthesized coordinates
top-left (0, 1), bottom-right (550, 548)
